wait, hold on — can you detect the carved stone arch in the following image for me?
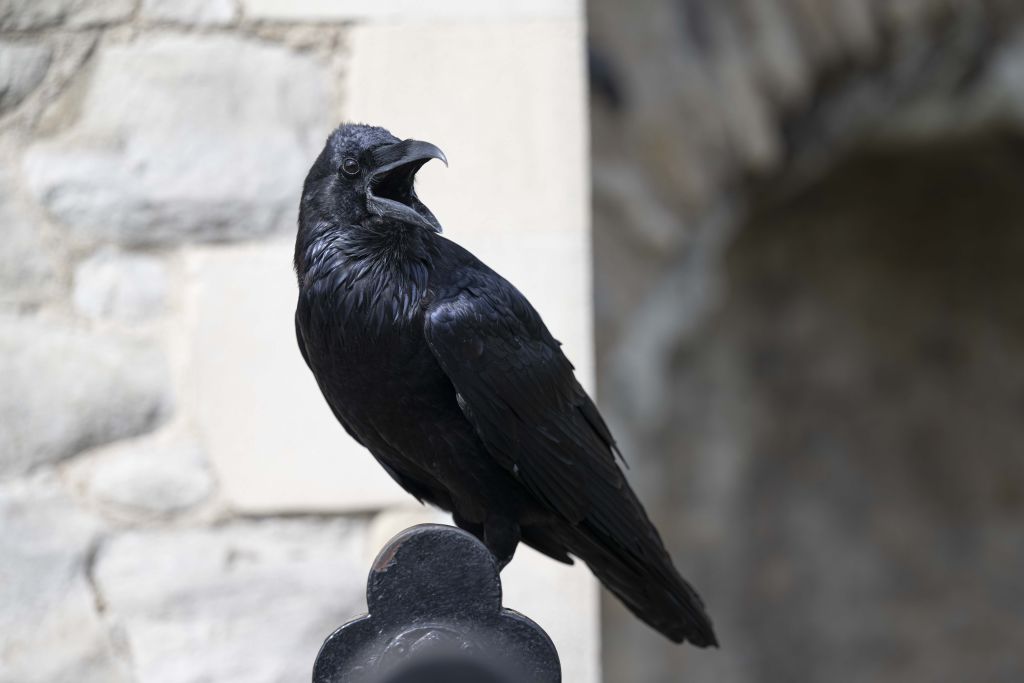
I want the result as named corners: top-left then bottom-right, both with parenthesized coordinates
top-left (590, 2), bottom-right (1024, 681)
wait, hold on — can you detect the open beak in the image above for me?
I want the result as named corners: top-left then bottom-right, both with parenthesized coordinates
top-left (367, 139), bottom-right (447, 232)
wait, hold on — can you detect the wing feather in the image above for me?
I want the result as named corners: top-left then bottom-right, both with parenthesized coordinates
top-left (423, 272), bottom-right (624, 526)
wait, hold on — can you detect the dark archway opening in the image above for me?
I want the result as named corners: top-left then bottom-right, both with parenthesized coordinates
top-left (656, 131), bottom-right (1024, 682)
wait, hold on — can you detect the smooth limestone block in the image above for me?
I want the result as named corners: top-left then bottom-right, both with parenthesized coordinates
top-left (344, 20), bottom-right (593, 388)
top-left (186, 240), bottom-right (411, 512)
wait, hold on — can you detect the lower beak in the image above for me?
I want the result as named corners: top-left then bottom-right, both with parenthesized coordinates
top-left (366, 139), bottom-right (448, 232)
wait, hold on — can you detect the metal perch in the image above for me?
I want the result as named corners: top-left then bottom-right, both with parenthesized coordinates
top-left (312, 524), bottom-right (561, 683)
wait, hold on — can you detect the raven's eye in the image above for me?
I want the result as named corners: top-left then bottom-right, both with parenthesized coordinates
top-left (341, 157), bottom-right (360, 177)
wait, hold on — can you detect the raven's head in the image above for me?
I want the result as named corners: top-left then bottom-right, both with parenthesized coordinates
top-left (300, 123), bottom-right (447, 234)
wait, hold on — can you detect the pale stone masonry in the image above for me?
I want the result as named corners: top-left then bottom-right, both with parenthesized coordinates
top-left (0, 3), bottom-right (596, 683)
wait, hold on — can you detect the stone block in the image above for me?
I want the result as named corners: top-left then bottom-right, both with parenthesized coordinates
top-left (66, 433), bottom-right (214, 519)
top-left (0, 316), bottom-right (171, 476)
top-left (94, 519), bottom-right (368, 683)
top-left (72, 248), bottom-right (169, 322)
top-left (0, 0), bottom-right (133, 30)
top-left (0, 170), bottom-right (58, 307)
top-left (345, 20), bottom-right (593, 386)
top-left (0, 41), bottom-right (51, 114)
top-left (241, 0), bottom-right (580, 22)
top-left (0, 475), bottom-right (129, 683)
top-left (24, 34), bottom-right (333, 247)
top-left (140, 0), bottom-right (237, 25)
top-left (186, 240), bottom-right (411, 512)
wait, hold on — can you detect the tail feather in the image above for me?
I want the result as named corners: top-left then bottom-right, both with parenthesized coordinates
top-left (562, 521), bottom-right (718, 647)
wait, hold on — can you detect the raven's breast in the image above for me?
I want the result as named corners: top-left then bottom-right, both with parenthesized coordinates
top-left (301, 288), bottom-right (449, 425)
top-left (296, 277), bottom-right (532, 524)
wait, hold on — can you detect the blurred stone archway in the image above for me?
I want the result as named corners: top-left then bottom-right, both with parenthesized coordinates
top-left (589, 2), bottom-right (1024, 681)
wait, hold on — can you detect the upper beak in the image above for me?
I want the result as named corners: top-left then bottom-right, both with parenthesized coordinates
top-left (366, 139), bottom-right (448, 232)
top-left (369, 139), bottom-right (447, 175)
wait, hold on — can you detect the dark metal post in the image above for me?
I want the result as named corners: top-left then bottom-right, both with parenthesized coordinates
top-left (313, 523), bottom-right (561, 683)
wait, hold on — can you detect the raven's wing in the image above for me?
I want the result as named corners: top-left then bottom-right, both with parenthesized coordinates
top-left (423, 264), bottom-right (717, 647)
top-left (294, 311), bottom-right (313, 368)
top-left (424, 270), bottom-right (624, 525)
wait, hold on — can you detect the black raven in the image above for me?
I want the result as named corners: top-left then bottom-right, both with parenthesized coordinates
top-left (293, 124), bottom-right (717, 647)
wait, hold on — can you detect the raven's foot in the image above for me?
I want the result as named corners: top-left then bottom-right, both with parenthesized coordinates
top-left (483, 519), bottom-right (520, 571)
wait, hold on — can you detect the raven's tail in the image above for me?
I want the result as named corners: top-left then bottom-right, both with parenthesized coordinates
top-left (561, 517), bottom-right (718, 647)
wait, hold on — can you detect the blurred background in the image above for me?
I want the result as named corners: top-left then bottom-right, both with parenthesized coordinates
top-left (590, 1), bottom-right (1024, 682)
top-left (2, 1), bottom-right (1023, 683)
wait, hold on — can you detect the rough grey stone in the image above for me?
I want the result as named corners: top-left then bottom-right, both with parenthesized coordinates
top-left (23, 34), bottom-right (332, 247)
top-left (0, 0), bottom-right (134, 30)
top-left (0, 475), bottom-right (129, 683)
top-left (0, 317), bottom-right (171, 477)
top-left (72, 248), bottom-right (169, 322)
top-left (240, 0), bottom-right (579, 22)
top-left (590, 3), bottom-right (1024, 683)
top-left (0, 171), bottom-right (58, 307)
top-left (94, 519), bottom-right (368, 683)
top-left (666, 140), bottom-right (1024, 683)
top-left (69, 434), bottom-right (214, 518)
top-left (0, 42), bottom-right (52, 114)
top-left (878, 29), bottom-right (1024, 141)
top-left (140, 0), bottom-right (237, 25)
top-left (956, 30), bottom-right (1024, 129)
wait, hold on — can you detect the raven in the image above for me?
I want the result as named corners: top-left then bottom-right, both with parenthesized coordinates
top-left (294, 124), bottom-right (717, 647)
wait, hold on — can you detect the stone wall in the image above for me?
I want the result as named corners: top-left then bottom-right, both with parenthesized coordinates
top-left (590, 2), bottom-right (1024, 682)
top-left (1, 3), bottom-right (598, 683)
